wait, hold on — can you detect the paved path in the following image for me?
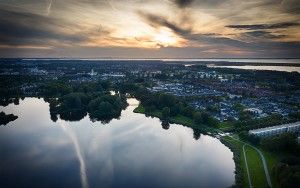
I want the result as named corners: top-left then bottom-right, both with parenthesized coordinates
top-left (249, 145), bottom-right (272, 187)
top-left (242, 144), bottom-right (253, 188)
top-left (229, 136), bottom-right (272, 188)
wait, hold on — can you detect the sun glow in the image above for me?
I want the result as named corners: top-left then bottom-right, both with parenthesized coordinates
top-left (153, 28), bottom-right (180, 47)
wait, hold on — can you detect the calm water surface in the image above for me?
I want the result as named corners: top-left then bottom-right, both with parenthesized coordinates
top-left (0, 98), bottom-right (235, 188)
top-left (208, 65), bottom-right (300, 73)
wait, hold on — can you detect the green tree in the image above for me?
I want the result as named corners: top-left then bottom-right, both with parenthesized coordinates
top-left (162, 107), bottom-right (170, 119)
top-left (182, 106), bottom-right (194, 118)
top-left (261, 133), bottom-right (298, 153)
top-left (194, 112), bottom-right (202, 125)
top-left (158, 93), bottom-right (177, 108)
top-left (201, 111), bottom-right (210, 124)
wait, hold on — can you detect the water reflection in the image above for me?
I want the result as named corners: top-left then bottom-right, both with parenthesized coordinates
top-left (0, 98), bottom-right (235, 188)
top-left (161, 120), bottom-right (170, 130)
top-left (193, 129), bottom-right (201, 140)
top-left (208, 64), bottom-right (300, 73)
top-left (59, 120), bottom-right (89, 188)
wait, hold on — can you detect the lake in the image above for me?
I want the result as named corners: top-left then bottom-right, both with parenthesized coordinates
top-left (208, 65), bottom-right (300, 73)
top-left (0, 98), bottom-right (235, 188)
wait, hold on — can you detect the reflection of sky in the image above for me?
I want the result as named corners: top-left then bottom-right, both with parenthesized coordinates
top-left (0, 98), bottom-right (235, 188)
top-left (209, 65), bottom-right (300, 73)
top-left (59, 120), bottom-right (89, 188)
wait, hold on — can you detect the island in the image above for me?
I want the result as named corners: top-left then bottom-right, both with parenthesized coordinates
top-left (0, 111), bottom-right (18, 125)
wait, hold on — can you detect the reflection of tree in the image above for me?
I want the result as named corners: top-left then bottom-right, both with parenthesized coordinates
top-left (90, 117), bottom-right (112, 125)
top-left (13, 98), bottom-right (19, 105)
top-left (50, 113), bottom-right (58, 122)
top-left (47, 92), bottom-right (128, 123)
top-left (0, 111), bottom-right (18, 125)
top-left (193, 129), bottom-right (201, 140)
top-left (0, 98), bottom-right (20, 107)
top-left (59, 109), bottom-right (87, 122)
top-left (161, 120), bottom-right (170, 130)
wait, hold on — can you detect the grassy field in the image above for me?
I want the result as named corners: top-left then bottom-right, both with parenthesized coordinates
top-left (221, 136), bottom-right (280, 188)
top-left (217, 121), bottom-right (234, 132)
top-left (244, 145), bottom-right (268, 188)
top-left (133, 105), bottom-right (145, 113)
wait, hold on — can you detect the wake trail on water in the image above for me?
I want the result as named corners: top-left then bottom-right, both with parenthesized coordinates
top-left (59, 120), bottom-right (89, 188)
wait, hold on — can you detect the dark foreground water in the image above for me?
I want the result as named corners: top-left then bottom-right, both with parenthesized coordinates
top-left (0, 98), bottom-right (235, 188)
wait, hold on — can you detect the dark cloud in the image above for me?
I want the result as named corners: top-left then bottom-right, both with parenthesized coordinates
top-left (0, 0), bottom-right (299, 58)
top-left (243, 31), bottom-right (286, 39)
top-left (0, 8), bottom-right (87, 46)
top-left (139, 12), bottom-right (250, 48)
top-left (280, 0), bottom-right (300, 14)
top-left (138, 11), bottom-right (300, 57)
top-left (173, 0), bottom-right (226, 9)
top-left (138, 11), bottom-right (191, 35)
top-left (226, 22), bottom-right (299, 30)
top-left (174, 0), bottom-right (194, 8)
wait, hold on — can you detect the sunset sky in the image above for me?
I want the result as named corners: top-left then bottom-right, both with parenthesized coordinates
top-left (0, 0), bottom-right (299, 58)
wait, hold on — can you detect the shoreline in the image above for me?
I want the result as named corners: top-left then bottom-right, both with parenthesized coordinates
top-left (133, 104), bottom-right (243, 187)
top-left (133, 104), bottom-right (220, 136)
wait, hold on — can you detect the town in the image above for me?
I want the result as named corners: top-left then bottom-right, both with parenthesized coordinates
top-left (1, 58), bottom-right (300, 188)
top-left (1, 58), bottom-right (299, 123)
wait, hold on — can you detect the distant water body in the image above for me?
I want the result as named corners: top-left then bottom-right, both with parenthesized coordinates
top-left (208, 65), bottom-right (300, 73)
top-left (21, 58), bottom-right (300, 73)
top-left (22, 58), bottom-right (300, 64)
top-left (163, 58), bottom-right (300, 64)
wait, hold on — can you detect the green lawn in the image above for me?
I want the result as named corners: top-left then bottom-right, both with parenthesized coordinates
top-left (133, 105), bottom-right (162, 118)
top-left (244, 145), bottom-right (268, 188)
top-left (133, 105), bottom-right (145, 113)
top-left (171, 115), bottom-right (196, 127)
top-left (217, 121), bottom-right (234, 131)
top-left (222, 136), bottom-right (250, 188)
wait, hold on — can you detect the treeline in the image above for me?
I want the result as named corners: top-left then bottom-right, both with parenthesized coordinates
top-left (232, 114), bottom-right (289, 132)
top-left (43, 81), bottom-right (128, 123)
top-left (263, 134), bottom-right (300, 188)
top-left (0, 98), bottom-right (21, 107)
top-left (273, 156), bottom-right (300, 188)
top-left (42, 80), bottom-right (111, 97)
top-left (261, 133), bottom-right (300, 155)
top-left (224, 109), bottom-right (300, 133)
top-left (47, 92), bottom-right (127, 123)
top-left (118, 83), bottom-right (218, 128)
top-left (0, 75), bottom-right (40, 97)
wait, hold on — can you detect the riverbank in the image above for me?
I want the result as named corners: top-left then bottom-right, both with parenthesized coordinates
top-left (134, 104), bottom-right (246, 188)
top-left (134, 104), bottom-right (284, 188)
top-left (220, 136), bottom-right (245, 188)
top-left (133, 104), bottom-right (219, 135)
